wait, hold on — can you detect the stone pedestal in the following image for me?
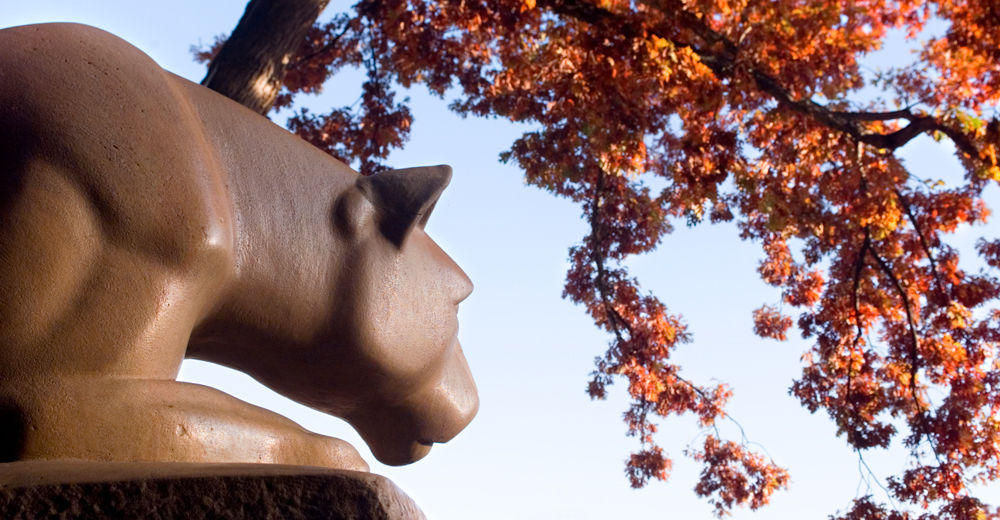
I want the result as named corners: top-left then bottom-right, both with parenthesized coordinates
top-left (0, 461), bottom-right (425, 519)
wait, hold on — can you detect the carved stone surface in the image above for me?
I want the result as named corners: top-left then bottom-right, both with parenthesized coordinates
top-left (0, 21), bottom-right (477, 472)
top-left (0, 461), bottom-right (425, 519)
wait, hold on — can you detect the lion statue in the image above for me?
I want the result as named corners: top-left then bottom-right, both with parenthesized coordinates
top-left (0, 23), bottom-right (477, 471)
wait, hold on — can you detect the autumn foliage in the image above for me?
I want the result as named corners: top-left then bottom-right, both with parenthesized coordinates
top-left (200, 0), bottom-right (1000, 517)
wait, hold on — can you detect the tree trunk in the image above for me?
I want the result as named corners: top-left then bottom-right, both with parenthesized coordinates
top-left (202, 0), bottom-right (329, 115)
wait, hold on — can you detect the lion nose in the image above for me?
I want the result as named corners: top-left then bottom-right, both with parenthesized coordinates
top-left (455, 266), bottom-right (473, 304)
top-left (440, 249), bottom-right (473, 304)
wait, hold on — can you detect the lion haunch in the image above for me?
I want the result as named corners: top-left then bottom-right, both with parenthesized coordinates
top-left (0, 23), bottom-right (478, 469)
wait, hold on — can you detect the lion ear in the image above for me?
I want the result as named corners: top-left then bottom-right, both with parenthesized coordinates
top-left (357, 165), bottom-right (452, 246)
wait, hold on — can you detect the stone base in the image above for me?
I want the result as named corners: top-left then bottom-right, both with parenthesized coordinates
top-left (0, 461), bottom-right (425, 519)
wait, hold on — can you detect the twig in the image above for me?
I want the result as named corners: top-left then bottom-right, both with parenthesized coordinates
top-left (868, 246), bottom-right (921, 400)
top-left (893, 187), bottom-right (950, 301)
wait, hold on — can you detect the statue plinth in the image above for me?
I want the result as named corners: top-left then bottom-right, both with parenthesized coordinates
top-left (0, 461), bottom-right (425, 519)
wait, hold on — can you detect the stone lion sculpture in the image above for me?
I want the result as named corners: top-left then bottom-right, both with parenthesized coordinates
top-left (0, 23), bottom-right (477, 471)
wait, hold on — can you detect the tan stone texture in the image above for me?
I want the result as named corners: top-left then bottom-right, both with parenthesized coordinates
top-left (0, 22), bottom-right (477, 471)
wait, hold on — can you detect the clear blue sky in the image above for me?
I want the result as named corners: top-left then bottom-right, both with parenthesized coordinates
top-left (3, 2), bottom-right (998, 518)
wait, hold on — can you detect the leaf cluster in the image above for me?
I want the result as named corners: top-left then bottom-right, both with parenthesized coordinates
top-left (211, 0), bottom-right (1000, 516)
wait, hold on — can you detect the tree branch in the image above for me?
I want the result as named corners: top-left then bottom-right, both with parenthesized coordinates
top-left (831, 108), bottom-right (921, 122)
top-left (538, 0), bottom-right (982, 159)
top-left (586, 168), bottom-right (713, 410)
top-left (291, 19), bottom-right (352, 67)
top-left (202, 0), bottom-right (330, 114)
top-left (868, 246), bottom-right (921, 400)
top-left (894, 187), bottom-right (950, 301)
top-left (852, 230), bottom-right (872, 348)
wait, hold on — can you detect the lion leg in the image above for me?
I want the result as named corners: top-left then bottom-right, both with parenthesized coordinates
top-left (0, 159), bottom-right (360, 470)
top-left (3, 378), bottom-right (367, 471)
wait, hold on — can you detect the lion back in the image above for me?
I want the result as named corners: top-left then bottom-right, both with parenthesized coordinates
top-left (0, 23), bottom-right (234, 378)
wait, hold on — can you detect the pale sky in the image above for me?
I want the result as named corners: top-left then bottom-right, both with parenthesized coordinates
top-left (3, 2), bottom-right (998, 518)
